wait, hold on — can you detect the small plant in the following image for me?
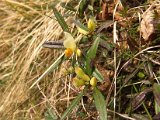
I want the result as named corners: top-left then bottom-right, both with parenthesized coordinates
top-left (56, 15), bottom-right (107, 119)
top-left (30, 3), bottom-right (108, 119)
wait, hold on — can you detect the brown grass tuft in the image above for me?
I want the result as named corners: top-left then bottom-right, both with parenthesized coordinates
top-left (0, 0), bottom-right (69, 119)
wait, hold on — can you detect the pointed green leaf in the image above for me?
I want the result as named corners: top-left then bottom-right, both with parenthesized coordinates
top-left (93, 87), bottom-right (107, 120)
top-left (85, 58), bottom-right (92, 75)
top-left (79, 0), bottom-right (89, 17)
top-left (92, 68), bottom-right (104, 82)
top-left (155, 101), bottom-right (160, 114)
top-left (30, 53), bottom-right (64, 89)
top-left (61, 91), bottom-right (83, 120)
top-left (85, 36), bottom-right (100, 75)
top-left (87, 36), bottom-right (100, 59)
top-left (52, 7), bottom-right (69, 32)
top-left (73, 20), bottom-right (89, 32)
top-left (153, 83), bottom-right (160, 106)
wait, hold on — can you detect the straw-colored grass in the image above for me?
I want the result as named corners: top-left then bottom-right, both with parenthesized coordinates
top-left (0, 0), bottom-right (70, 119)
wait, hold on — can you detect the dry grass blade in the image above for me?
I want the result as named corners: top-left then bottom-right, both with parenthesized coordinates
top-left (132, 88), bottom-right (152, 111)
top-left (30, 53), bottom-right (64, 89)
top-left (140, 7), bottom-right (155, 41)
top-left (107, 109), bottom-right (136, 120)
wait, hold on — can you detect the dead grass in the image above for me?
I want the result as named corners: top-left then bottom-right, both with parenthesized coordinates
top-left (0, 0), bottom-right (69, 119)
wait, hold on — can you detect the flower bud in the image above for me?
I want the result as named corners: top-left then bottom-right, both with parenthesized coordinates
top-left (90, 77), bottom-right (97, 87)
top-left (83, 74), bottom-right (90, 82)
top-left (75, 66), bottom-right (90, 81)
top-left (72, 77), bottom-right (85, 87)
top-left (87, 17), bottom-right (96, 32)
top-left (76, 49), bottom-right (82, 57)
top-left (75, 66), bottom-right (84, 75)
top-left (65, 48), bottom-right (73, 57)
top-left (137, 72), bottom-right (145, 79)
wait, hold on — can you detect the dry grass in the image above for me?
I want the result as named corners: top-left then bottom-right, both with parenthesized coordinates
top-left (0, 0), bottom-right (70, 119)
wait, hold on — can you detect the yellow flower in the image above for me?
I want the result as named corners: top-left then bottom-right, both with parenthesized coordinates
top-left (63, 32), bottom-right (76, 51)
top-left (75, 66), bottom-right (90, 82)
top-left (72, 77), bottom-right (85, 87)
top-left (90, 77), bottom-right (97, 87)
top-left (87, 17), bottom-right (96, 32)
top-left (65, 48), bottom-right (73, 58)
top-left (63, 32), bottom-right (76, 57)
top-left (76, 48), bottom-right (82, 57)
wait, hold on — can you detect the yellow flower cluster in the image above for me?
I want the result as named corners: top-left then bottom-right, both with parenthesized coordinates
top-left (73, 66), bottom-right (97, 87)
top-left (63, 18), bottom-right (97, 88)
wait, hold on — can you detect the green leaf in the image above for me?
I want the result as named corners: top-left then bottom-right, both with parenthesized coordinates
top-left (153, 83), bottom-right (160, 116)
top-left (153, 83), bottom-right (160, 107)
top-left (85, 36), bottom-right (100, 75)
top-left (93, 87), bottom-right (107, 120)
top-left (52, 7), bottom-right (69, 32)
top-left (79, 0), bottom-right (89, 17)
top-left (92, 68), bottom-right (104, 82)
top-left (61, 91), bottom-right (83, 120)
top-left (73, 20), bottom-right (89, 32)
top-left (85, 58), bottom-right (92, 76)
top-left (87, 36), bottom-right (100, 59)
top-left (30, 53), bottom-right (64, 89)
top-left (60, 2), bottom-right (76, 12)
top-left (45, 105), bottom-right (58, 120)
top-left (155, 101), bottom-right (160, 114)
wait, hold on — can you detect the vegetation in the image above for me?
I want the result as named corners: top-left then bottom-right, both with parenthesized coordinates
top-left (0, 0), bottom-right (160, 119)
